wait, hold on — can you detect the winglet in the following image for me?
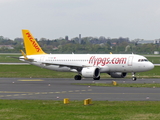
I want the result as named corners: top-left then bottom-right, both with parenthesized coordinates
top-left (22, 30), bottom-right (46, 55)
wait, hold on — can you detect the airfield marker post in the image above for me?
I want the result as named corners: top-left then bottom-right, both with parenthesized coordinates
top-left (64, 98), bottom-right (69, 104)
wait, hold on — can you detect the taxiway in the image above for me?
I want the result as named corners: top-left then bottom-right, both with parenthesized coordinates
top-left (0, 78), bottom-right (160, 101)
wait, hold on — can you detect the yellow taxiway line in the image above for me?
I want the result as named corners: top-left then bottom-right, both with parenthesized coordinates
top-left (18, 79), bottom-right (44, 81)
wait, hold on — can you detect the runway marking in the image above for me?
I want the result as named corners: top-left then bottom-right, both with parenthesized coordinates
top-left (81, 90), bottom-right (86, 91)
top-left (0, 89), bottom-right (93, 98)
top-left (0, 91), bottom-right (30, 93)
top-left (68, 91), bottom-right (73, 92)
top-left (13, 94), bottom-right (19, 96)
top-left (6, 95), bottom-right (12, 97)
top-left (75, 90), bottom-right (80, 92)
top-left (18, 79), bottom-right (44, 81)
top-left (49, 92), bottom-right (55, 94)
top-left (55, 92), bottom-right (60, 93)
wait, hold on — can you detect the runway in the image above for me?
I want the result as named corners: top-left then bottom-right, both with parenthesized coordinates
top-left (0, 78), bottom-right (160, 101)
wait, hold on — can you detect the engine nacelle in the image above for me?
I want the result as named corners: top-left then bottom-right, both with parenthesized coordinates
top-left (81, 67), bottom-right (100, 78)
top-left (109, 72), bottom-right (127, 78)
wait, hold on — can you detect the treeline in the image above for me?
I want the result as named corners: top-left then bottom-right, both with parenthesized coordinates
top-left (0, 36), bottom-right (159, 54)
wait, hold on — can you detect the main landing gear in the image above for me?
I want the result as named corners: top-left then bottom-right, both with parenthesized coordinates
top-left (74, 75), bottom-right (100, 80)
top-left (74, 75), bottom-right (82, 80)
top-left (132, 72), bottom-right (137, 81)
top-left (93, 76), bottom-right (100, 80)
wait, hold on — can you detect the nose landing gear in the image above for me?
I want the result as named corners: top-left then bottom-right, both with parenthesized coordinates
top-left (132, 72), bottom-right (137, 81)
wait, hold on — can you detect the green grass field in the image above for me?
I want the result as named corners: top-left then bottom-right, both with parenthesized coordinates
top-left (146, 56), bottom-right (160, 64)
top-left (0, 100), bottom-right (160, 120)
top-left (0, 55), bottom-right (22, 63)
top-left (0, 65), bottom-right (77, 78)
top-left (73, 83), bottom-right (160, 88)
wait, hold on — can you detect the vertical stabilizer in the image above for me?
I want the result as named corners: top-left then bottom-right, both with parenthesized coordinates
top-left (22, 30), bottom-right (46, 55)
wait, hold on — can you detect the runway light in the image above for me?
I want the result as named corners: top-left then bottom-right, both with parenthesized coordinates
top-left (153, 86), bottom-right (155, 88)
top-left (56, 96), bottom-right (59, 99)
top-left (12, 82), bottom-right (14, 84)
top-left (48, 84), bottom-right (51, 86)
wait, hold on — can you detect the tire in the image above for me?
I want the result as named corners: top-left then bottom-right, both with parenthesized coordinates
top-left (132, 77), bottom-right (137, 81)
top-left (74, 75), bottom-right (82, 80)
top-left (93, 76), bottom-right (100, 80)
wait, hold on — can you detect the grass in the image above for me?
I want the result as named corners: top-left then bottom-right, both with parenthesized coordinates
top-left (0, 65), bottom-right (77, 78)
top-left (0, 54), bottom-right (22, 63)
top-left (73, 83), bottom-right (160, 88)
top-left (146, 56), bottom-right (160, 64)
top-left (0, 100), bottom-right (160, 120)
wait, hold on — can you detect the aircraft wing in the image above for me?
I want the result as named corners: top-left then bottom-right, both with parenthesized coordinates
top-left (42, 62), bottom-right (91, 68)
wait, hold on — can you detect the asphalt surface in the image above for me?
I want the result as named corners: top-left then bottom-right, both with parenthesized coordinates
top-left (0, 78), bottom-right (160, 101)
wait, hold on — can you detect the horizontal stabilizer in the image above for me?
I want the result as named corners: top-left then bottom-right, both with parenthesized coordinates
top-left (20, 50), bottom-right (34, 62)
top-left (7, 56), bottom-right (19, 59)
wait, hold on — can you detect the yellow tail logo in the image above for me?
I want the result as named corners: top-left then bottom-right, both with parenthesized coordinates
top-left (22, 30), bottom-right (46, 55)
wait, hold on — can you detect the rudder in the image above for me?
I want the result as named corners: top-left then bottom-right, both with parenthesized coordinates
top-left (22, 29), bottom-right (46, 55)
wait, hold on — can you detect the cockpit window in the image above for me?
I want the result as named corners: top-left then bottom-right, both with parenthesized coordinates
top-left (138, 59), bottom-right (148, 62)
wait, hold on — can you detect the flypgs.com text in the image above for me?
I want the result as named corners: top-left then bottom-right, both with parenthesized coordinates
top-left (89, 56), bottom-right (127, 66)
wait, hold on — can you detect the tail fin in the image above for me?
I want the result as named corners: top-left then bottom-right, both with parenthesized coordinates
top-left (22, 29), bottom-right (46, 55)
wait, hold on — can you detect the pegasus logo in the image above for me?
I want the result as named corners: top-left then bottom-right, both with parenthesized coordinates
top-left (26, 32), bottom-right (41, 52)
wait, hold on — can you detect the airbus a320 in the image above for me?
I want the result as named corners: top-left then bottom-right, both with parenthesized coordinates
top-left (19, 30), bottom-right (154, 81)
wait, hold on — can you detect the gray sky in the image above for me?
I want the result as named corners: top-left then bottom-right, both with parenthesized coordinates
top-left (0, 0), bottom-right (160, 40)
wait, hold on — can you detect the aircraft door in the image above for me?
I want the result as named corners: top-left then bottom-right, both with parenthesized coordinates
top-left (128, 56), bottom-right (133, 66)
top-left (40, 56), bottom-right (45, 62)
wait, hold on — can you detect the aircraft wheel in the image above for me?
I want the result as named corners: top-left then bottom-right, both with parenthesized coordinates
top-left (93, 76), bottom-right (100, 80)
top-left (132, 77), bottom-right (137, 81)
top-left (74, 75), bottom-right (82, 80)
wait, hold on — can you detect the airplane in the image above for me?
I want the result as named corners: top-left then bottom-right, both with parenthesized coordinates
top-left (19, 30), bottom-right (154, 81)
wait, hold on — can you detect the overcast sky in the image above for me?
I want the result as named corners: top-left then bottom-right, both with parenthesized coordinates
top-left (0, 0), bottom-right (160, 40)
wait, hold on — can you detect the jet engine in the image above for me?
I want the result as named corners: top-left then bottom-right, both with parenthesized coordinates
top-left (81, 67), bottom-right (100, 78)
top-left (109, 72), bottom-right (127, 78)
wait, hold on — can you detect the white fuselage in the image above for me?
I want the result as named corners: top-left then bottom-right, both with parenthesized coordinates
top-left (19, 54), bottom-right (154, 73)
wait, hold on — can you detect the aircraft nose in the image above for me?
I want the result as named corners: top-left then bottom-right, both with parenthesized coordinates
top-left (147, 62), bottom-right (154, 70)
